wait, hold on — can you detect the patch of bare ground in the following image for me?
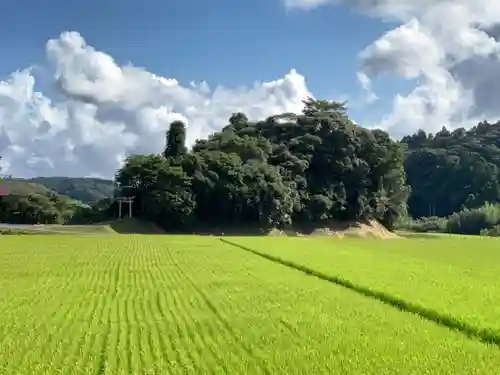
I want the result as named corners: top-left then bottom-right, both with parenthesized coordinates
top-left (268, 220), bottom-right (402, 239)
top-left (192, 219), bottom-right (401, 239)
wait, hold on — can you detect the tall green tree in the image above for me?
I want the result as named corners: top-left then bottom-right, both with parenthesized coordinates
top-left (164, 120), bottom-right (188, 159)
top-left (116, 154), bottom-right (196, 229)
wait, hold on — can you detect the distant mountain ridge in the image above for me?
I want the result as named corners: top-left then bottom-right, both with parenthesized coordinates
top-left (8, 177), bottom-right (115, 203)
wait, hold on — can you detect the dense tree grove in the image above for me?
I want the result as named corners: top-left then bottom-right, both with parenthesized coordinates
top-left (4, 102), bottom-right (500, 233)
top-left (0, 193), bottom-right (78, 224)
top-left (402, 121), bottom-right (500, 218)
top-left (115, 99), bottom-right (409, 231)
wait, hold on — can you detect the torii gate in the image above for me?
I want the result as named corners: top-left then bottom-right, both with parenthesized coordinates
top-left (113, 181), bottom-right (137, 219)
top-left (115, 196), bottom-right (135, 219)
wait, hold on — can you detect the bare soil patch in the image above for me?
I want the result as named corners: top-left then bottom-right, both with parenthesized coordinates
top-left (268, 220), bottom-right (401, 239)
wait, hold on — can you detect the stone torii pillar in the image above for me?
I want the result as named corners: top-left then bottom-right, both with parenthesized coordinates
top-left (116, 196), bottom-right (135, 218)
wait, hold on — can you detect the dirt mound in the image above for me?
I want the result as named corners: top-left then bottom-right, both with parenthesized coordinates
top-left (342, 220), bottom-right (401, 239)
top-left (268, 220), bottom-right (401, 239)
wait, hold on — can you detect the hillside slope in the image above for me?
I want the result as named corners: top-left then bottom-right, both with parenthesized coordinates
top-left (15, 177), bottom-right (114, 203)
top-left (1, 179), bottom-right (61, 197)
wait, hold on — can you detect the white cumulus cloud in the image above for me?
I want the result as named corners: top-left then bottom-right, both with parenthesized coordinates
top-left (0, 31), bottom-right (311, 178)
top-left (286, 0), bottom-right (500, 136)
top-left (5, 1), bottom-right (500, 178)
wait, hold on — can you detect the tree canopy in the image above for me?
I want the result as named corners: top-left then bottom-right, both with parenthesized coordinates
top-left (401, 122), bottom-right (500, 218)
top-left (115, 98), bottom-right (409, 231)
top-left (5, 100), bottom-right (500, 229)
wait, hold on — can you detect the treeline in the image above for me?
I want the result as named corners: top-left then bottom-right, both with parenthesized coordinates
top-left (402, 121), bottom-right (500, 218)
top-left (113, 99), bottom-right (409, 232)
top-left (398, 121), bottom-right (500, 236)
top-left (398, 202), bottom-right (500, 237)
top-left (3, 101), bottom-right (500, 233)
top-left (0, 160), bottom-right (85, 224)
top-left (0, 188), bottom-right (80, 224)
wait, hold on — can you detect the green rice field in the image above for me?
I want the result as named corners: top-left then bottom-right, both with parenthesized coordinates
top-left (228, 236), bottom-right (500, 341)
top-left (1, 235), bottom-right (500, 374)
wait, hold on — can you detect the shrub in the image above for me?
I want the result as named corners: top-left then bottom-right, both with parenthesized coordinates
top-left (396, 216), bottom-right (447, 233)
top-left (480, 225), bottom-right (500, 237)
top-left (446, 203), bottom-right (500, 235)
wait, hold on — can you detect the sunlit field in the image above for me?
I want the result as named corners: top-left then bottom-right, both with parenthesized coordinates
top-left (228, 236), bottom-right (500, 343)
top-left (1, 235), bottom-right (500, 374)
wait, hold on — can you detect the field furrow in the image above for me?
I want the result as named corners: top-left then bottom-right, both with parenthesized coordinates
top-left (2, 235), bottom-right (500, 374)
top-left (178, 279), bottom-right (213, 372)
top-left (135, 267), bottom-right (158, 373)
top-left (169, 248), bottom-right (271, 375)
top-left (163, 247), bottom-right (243, 372)
top-left (225, 236), bottom-right (500, 343)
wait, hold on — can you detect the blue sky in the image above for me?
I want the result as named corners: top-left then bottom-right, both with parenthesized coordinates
top-left (0, 0), bottom-right (401, 121)
top-left (0, 0), bottom-right (496, 177)
top-left (0, 0), bottom-right (378, 85)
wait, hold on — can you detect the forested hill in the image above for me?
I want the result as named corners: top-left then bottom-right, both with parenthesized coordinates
top-left (0, 179), bottom-right (83, 224)
top-left (401, 121), bottom-right (500, 218)
top-left (26, 177), bottom-right (114, 203)
top-left (10, 177), bottom-right (114, 203)
top-left (0, 175), bottom-right (114, 224)
top-left (115, 99), bottom-right (409, 231)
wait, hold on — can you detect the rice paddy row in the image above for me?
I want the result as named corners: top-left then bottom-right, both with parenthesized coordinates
top-left (227, 236), bottom-right (500, 343)
top-left (0, 235), bottom-right (499, 374)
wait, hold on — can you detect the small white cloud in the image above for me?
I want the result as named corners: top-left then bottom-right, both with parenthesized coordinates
top-left (283, 0), bottom-right (333, 10)
top-left (356, 72), bottom-right (378, 104)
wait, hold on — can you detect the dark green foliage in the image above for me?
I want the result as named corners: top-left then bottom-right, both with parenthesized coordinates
top-left (396, 216), bottom-right (447, 233)
top-left (0, 190), bottom-right (80, 224)
top-left (3, 108), bottom-right (500, 230)
top-left (445, 203), bottom-right (500, 235)
top-left (68, 198), bottom-right (113, 224)
top-left (480, 225), bottom-right (500, 237)
top-left (164, 120), bottom-right (188, 159)
top-left (0, 160), bottom-right (85, 225)
top-left (114, 99), bottom-right (410, 231)
top-left (402, 122), bottom-right (500, 218)
top-left (115, 154), bottom-right (196, 230)
top-left (0, 159), bottom-right (84, 224)
top-left (396, 202), bottom-right (500, 236)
